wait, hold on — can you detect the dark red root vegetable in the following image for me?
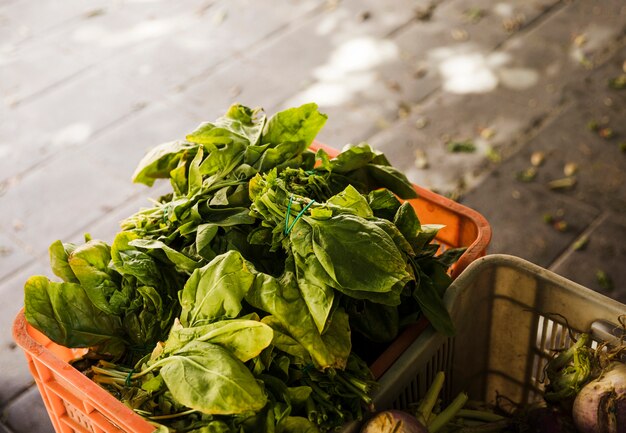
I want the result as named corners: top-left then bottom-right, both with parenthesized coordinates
top-left (524, 405), bottom-right (576, 433)
top-left (572, 362), bottom-right (626, 433)
top-left (360, 410), bottom-right (428, 433)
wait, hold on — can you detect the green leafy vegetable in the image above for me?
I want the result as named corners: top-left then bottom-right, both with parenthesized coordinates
top-left (24, 102), bottom-right (466, 433)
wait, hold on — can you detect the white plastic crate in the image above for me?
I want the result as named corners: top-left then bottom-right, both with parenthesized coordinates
top-left (344, 254), bottom-right (626, 432)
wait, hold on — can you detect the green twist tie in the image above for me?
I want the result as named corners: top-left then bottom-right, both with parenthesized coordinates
top-left (284, 196), bottom-right (316, 236)
top-left (125, 369), bottom-right (135, 387)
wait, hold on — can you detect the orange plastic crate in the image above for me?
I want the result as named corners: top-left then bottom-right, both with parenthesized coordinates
top-left (13, 143), bottom-right (491, 433)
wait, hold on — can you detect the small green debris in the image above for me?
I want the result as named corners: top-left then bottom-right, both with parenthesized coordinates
top-left (608, 74), bottom-right (626, 90)
top-left (547, 176), bottom-right (577, 190)
top-left (447, 140), bottom-right (476, 153)
top-left (619, 142), bottom-right (626, 153)
top-left (517, 167), bottom-right (537, 182)
top-left (464, 7), bottom-right (486, 23)
top-left (587, 120), bottom-right (600, 132)
top-left (543, 212), bottom-right (569, 232)
top-left (486, 146), bottom-right (501, 163)
top-left (572, 235), bottom-right (589, 251)
top-left (596, 270), bottom-right (614, 291)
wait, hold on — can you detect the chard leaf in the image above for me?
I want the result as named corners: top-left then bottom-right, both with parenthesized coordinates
top-left (24, 276), bottom-right (126, 357)
top-left (179, 251), bottom-right (255, 327)
top-left (132, 140), bottom-right (198, 186)
top-left (164, 319), bottom-right (273, 362)
top-left (261, 103), bottom-right (327, 148)
top-left (48, 240), bottom-right (78, 283)
top-left (159, 341), bottom-right (267, 415)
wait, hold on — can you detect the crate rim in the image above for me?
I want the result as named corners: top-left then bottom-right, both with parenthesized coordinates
top-left (444, 253), bottom-right (626, 312)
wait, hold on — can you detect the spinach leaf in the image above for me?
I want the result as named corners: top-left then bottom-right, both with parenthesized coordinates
top-left (132, 140), bottom-right (199, 186)
top-left (261, 103), bottom-right (327, 149)
top-left (301, 213), bottom-right (411, 302)
top-left (245, 257), bottom-right (351, 369)
top-left (67, 239), bottom-right (124, 315)
top-left (48, 240), bottom-right (78, 283)
top-left (24, 276), bottom-right (126, 357)
top-left (164, 319), bottom-right (273, 362)
top-left (187, 103), bottom-right (265, 147)
top-left (412, 266), bottom-right (455, 337)
top-left (129, 238), bottom-right (200, 274)
top-left (111, 232), bottom-right (163, 287)
top-left (158, 341), bottom-right (267, 415)
top-left (179, 251), bottom-right (255, 327)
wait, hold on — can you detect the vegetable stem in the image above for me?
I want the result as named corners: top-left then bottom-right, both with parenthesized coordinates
top-left (428, 391), bottom-right (469, 433)
top-left (456, 409), bottom-right (506, 422)
top-left (415, 371), bottom-right (445, 424)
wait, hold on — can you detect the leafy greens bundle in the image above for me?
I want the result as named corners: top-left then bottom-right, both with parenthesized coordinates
top-left (23, 103), bottom-right (464, 433)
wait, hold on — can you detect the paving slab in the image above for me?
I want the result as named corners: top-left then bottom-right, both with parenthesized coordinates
top-left (551, 212), bottom-right (626, 304)
top-left (365, 0), bottom-right (626, 195)
top-left (0, 37), bottom-right (92, 108)
top-left (279, 0), bottom-right (568, 154)
top-left (460, 176), bottom-right (600, 267)
top-left (487, 103), bottom-right (626, 214)
top-left (2, 386), bottom-right (53, 433)
top-left (174, 56), bottom-right (292, 123)
top-left (74, 101), bottom-right (201, 182)
top-left (0, 145), bottom-right (144, 258)
top-left (0, 228), bottom-right (36, 283)
top-left (0, 0), bottom-right (110, 44)
top-left (0, 262), bottom-right (52, 408)
top-left (0, 66), bottom-right (153, 183)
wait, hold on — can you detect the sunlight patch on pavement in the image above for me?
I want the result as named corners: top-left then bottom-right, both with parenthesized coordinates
top-left (429, 45), bottom-right (539, 94)
top-left (286, 36), bottom-right (399, 107)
